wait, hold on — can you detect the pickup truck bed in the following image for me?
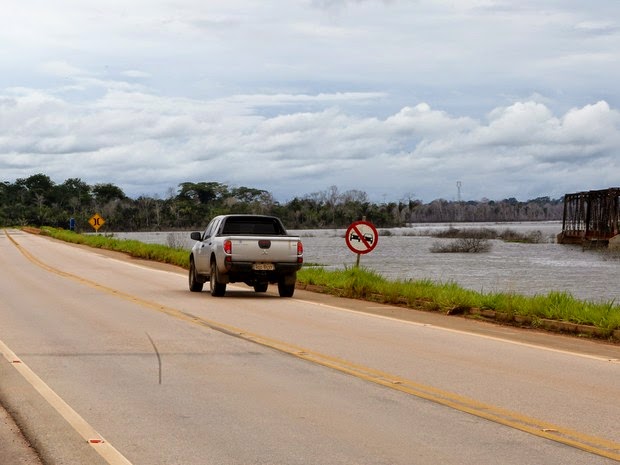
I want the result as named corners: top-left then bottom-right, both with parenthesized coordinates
top-left (188, 215), bottom-right (303, 297)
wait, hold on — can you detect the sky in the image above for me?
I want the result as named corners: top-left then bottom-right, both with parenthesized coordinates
top-left (1, 0), bottom-right (619, 203)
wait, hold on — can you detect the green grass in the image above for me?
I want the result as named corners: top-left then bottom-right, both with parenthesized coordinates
top-left (41, 227), bottom-right (190, 268)
top-left (38, 227), bottom-right (620, 335)
top-left (297, 265), bottom-right (620, 333)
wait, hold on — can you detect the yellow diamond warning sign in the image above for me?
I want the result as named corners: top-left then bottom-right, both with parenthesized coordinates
top-left (88, 213), bottom-right (105, 232)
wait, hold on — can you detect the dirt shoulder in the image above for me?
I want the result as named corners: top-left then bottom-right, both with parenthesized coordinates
top-left (0, 405), bottom-right (43, 465)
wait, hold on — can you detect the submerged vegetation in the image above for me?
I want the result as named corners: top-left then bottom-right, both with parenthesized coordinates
top-left (38, 227), bottom-right (620, 338)
top-left (430, 237), bottom-right (493, 253)
top-left (428, 227), bottom-right (546, 253)
top-left (429, 226), bottom-right (547, 243)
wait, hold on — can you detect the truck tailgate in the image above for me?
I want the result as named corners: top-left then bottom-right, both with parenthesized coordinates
top-left (228, 236), bottom-right (300, 263)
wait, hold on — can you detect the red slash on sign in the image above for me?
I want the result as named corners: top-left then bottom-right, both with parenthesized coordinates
top-left (345, 221), bottom-right (378, 255)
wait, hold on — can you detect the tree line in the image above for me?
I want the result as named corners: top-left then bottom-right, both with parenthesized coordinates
top-left (0, 174), bottom-right (564, 232)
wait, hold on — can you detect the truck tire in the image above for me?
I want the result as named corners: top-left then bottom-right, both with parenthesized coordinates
top-left (210, 260), bottom-right (226, 297)
top-left (189, 258), bottom-right (204, 292)
top-left (278, 278), bottom-right (295, 297)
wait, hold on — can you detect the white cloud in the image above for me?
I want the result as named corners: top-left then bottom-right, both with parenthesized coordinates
top-left (0, 1), bottom-right (619, 201)
top-left (1, 77), bottom-right (618, 202)
top-left (121, 70), bottom-right (151, 79)
top-left (574, 20), bottom-right (618, 34)
top-left (39, 61), bottom-right (87, 78)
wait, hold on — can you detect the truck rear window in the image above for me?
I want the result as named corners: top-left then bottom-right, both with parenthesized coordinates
top-left (221, 217), bottom-right (285, 235)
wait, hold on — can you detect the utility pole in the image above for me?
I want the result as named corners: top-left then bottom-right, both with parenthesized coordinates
top-left (456, 181), bottom-right (462, 222)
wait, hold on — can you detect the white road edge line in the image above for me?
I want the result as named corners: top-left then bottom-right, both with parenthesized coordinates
top-left (0, 338), bottom-right (134, 465)
top-left (295, 298), bottom-right (615, 363)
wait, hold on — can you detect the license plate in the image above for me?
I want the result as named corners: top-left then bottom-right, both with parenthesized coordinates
top-left (253, 263), bottom-right (275, 271)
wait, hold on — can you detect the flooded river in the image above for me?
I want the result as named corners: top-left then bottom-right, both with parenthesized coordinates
top-left (112, 222), bottom-right (619, 303)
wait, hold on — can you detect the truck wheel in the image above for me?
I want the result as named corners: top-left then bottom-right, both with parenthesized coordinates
top-left (189, 259), bottom-right (203, 292)
top-left (254, 282), bottom-right (268, 293)
top-left (278, 279), bottom-right (295, 298)
top-left (210, 261), bottom-right (226, 297)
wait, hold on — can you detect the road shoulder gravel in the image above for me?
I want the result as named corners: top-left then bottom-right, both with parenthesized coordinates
top-left (0, 404), bottom-right (43, 465)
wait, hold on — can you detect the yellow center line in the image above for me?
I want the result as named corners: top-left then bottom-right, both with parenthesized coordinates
top-left (6, 230), bottom-right (620, 462)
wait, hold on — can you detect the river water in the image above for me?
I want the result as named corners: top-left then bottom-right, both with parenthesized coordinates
top-left (111, 221), bottom-right (619, 303)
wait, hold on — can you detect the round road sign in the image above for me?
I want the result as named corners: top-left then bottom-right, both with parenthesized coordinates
top-left (345, 221), bottom-right (378, 255)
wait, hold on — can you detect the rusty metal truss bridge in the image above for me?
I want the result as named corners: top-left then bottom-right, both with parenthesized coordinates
top-left (558, 187), bottom-right (620, 246)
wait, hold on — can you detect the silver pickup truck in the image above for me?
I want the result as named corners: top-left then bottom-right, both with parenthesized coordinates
top-left (188, 214), bottom-right (303, 297)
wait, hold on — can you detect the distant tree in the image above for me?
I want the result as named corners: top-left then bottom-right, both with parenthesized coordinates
top-left (54, 178), bottom-right (92, 212)
top-left (13, 174), bottom-right (57, 226)
top-left (230, 186), bottom-right (269, 203)
top-left (177, 182), bottom-right (228, 204)
top-left (16, 173), bottom-right (55, 199)
top-left (0, 173), bottom-right (565, 230)
top-left (0, 181), bottom-right (29, 225)
top-left (93, 183), bottom-right (126, 205)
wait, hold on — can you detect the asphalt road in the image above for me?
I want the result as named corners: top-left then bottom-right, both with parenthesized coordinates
top-left (1, 229), bottom-right (619, 465)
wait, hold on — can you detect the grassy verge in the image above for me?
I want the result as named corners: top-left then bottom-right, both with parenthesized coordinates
top-left (38, 227), bottom-right (619, 339)
top-left (40, 227), bottom-right (190, 268)
top-left (299, 266), bottom-right (620, 337)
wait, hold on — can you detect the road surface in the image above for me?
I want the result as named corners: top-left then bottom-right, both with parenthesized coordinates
top-left (1, 229), bottom-right (619, 465)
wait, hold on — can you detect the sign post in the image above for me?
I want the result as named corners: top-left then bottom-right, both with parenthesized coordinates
top-left (345, 220), bottom-right (379, 267)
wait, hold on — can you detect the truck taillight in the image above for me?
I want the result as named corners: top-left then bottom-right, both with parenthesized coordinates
top-left (224, 240), bottom-right (232, 254)
top-left (297, 241), bottom-right (303, 256)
